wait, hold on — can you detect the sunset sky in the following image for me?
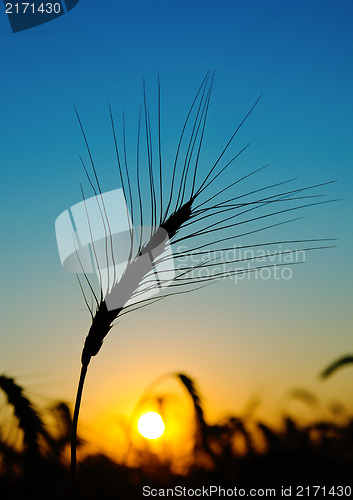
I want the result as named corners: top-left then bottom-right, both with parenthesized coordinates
top-left (0, 1), bottom-right (352, 460)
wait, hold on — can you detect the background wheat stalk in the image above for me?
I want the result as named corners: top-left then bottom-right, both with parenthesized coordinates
top-left (58, 72), bottom-right (335, 495)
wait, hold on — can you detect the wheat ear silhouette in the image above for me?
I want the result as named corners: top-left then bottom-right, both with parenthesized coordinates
top-left (58, 72), bottom-right (335, 495)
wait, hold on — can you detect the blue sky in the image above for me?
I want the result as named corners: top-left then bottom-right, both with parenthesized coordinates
top-left (0, 0), bottom-right (352, 443)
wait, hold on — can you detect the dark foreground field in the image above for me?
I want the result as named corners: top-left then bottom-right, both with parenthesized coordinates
top-left (1, 373), bottom-right (353, 499)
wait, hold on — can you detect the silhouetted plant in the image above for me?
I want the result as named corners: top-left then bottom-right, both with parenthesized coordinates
top-left (56, 73), bottom-right (334, 493)
top-left (286, 387), bottom-right (319, 408)
top-left (321, 355), bottom-right (353, 379)
top-left (177, 373), bottom-right (215, 466)
top-left (49, 402), bottom-right (83, 461)
top-left (0, 375), bottom-right (51, 458)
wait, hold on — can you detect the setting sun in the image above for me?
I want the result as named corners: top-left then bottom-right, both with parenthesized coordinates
top-left (138, 412), bottom-right (165, 440)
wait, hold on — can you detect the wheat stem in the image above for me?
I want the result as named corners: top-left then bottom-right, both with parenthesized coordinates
top-left (71, 361), bottom-right (89, 497)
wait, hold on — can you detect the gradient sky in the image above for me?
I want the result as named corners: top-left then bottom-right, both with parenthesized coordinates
top-left (0, 0), bottom-right (352, 457)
